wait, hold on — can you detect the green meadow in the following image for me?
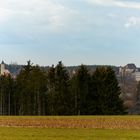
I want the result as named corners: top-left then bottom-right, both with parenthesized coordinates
top-left (0, 127), bottom-right (140, 140)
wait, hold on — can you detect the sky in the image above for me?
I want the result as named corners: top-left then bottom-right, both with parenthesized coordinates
top-left (1, 0), bottom-right (140, 66)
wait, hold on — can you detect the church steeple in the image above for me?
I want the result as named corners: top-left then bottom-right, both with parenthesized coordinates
top-left (1, 60), bottom-right (4, 64)
top-left (1, 61), bottom-right (5, 75)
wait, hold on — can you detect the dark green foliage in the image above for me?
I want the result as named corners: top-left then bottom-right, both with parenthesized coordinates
top-left (70, 66), bottom-right (125, 115)
top-left (0, 75), bottom-right (14, 115)
top-left (47, 61), bottom-right (72, 115)
top-left (46, 65), bottom-right (56, 115)
top-left (71, 65), bottom-right (91, 115)
top-left (0, 61), bottom-right (125, 115)
top-left (15, 61), bottom-right (47, 115)
top-left (91, 67), bottom-right (125, 115)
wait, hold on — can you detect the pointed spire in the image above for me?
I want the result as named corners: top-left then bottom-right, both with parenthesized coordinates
top-left (1, 60), bottom-right (4, 64)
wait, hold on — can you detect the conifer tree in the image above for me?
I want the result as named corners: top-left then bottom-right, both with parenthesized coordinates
top-left (92, 67), bottom-right (125, 115)
top-left (71, 65), bottom-right (91, 115)
top-left (16, 61), bottom-right (47, 115)
top-left (46, 65), bottom-right (56, 115)
top-left (47, 61), bottom-right (71, 115)
top-left (0, 75), bottom-right (14, 115)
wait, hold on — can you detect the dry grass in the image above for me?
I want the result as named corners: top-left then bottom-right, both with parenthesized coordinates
top-left (0, 116), bottom-right (139, 129)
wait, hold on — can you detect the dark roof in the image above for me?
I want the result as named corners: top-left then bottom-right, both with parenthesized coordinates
top-left (125, 63), bottom-right (136, 69)
top-left (1, 61), bottom-right (4, 64)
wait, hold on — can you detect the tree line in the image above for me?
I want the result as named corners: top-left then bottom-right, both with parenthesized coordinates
top-left (0, 61), bottom-right (125, 115)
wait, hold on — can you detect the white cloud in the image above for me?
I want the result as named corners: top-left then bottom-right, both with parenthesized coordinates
top-left (87, 0), bottom-right (140, 9)
top-left (0, 0), bottom-right (79, 32)
top-left (125, 17), bottom-right (140, 28)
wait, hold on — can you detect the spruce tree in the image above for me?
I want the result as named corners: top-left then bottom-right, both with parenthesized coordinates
top-left (0, 75), bottom-right (14, 115)
top-left (47, 61), bottom-right (71, 115)
top-left (46, 65), bottom-right (56, 115)
top-left (16, 61), bottom-right (47, 115)
top-left (71, 65), bottom-right (91, 115)
top-left (92, 67), bottom-right (125, 115)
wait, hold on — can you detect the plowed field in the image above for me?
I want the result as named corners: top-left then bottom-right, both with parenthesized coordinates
top-left (0, 116), bottom-right (139, 129)
top-left (0, 116), bottom-right (140, 139)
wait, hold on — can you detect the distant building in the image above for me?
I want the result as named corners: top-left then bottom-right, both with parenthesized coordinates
top-left (119, 63), bottom-right (137, 73)
top-left (119, 63), bottom-right (140, 82)
top-left (125, 63), bottom-right (137, 73)
top-left (0, 61), bottom-right (10, 76)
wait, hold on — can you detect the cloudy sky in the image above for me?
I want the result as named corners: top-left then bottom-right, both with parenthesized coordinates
top-left (1, 0), bottom-right (140, 66)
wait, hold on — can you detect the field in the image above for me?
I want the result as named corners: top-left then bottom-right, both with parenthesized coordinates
top-left (2, 127), bottom-right (140, 140)
top-left (0, 116), bottom-right (140, 139)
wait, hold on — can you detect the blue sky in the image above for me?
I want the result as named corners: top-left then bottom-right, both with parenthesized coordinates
top-left (1, 0), bottom-right (140, 66)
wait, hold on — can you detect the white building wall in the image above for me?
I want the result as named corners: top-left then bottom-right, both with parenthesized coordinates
top-left (1, 63), bottom-right (5, 75)
top-left (134, 72), bottom-right (140, 82)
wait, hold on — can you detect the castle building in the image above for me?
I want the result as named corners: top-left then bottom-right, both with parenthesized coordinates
top-left (119, 63), bottom-right (140, 82)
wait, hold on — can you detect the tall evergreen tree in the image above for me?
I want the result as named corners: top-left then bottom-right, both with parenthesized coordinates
top-left (92, 67), bottom-right (125, 115)
top-left (71, 65), bottom-right (91, 115)
top-left (47, 61), bottom-right (72, 115)
top-left (46, 65), bottom-right (56, 115)
top-left (0, 75), bottom-right (14, 115)
top-left (16, 61), bottom-right (47, 115)
top-left (15, 61), bottom-right (33, 115)
top-left (29, 66), bottom-right (48, 115)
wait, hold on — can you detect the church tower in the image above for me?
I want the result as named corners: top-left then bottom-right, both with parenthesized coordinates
top-left (1, 61), bottom-right (5, 75)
